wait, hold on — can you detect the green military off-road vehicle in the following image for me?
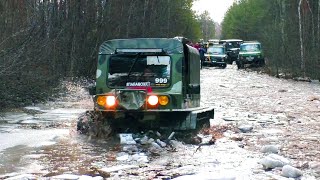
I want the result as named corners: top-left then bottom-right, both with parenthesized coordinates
top-left (236, 41), bottom-right (265, 69)
top-left (79, 38), bottom-right (214, 132)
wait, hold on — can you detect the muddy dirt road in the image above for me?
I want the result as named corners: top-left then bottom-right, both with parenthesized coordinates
top-left (0, 64), bottom-right (319, 179)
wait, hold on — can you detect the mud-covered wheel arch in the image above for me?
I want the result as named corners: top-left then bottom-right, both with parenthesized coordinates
top-left (77, 111), bottom-right (149, 136)
top-left (77, 111), bottom-right (113, 138)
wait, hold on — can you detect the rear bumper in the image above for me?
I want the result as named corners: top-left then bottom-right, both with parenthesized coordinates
top-left (97, 106), bottom-right (213, 112)
top-left (238, 57), bottom-right (263, 64)
top-left (96, 106), bottom-right (214, 130)
top-left (203, 61), bottom-right (226, 66)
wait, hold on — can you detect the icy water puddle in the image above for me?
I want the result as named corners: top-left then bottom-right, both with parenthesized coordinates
top-left (0, 104), bottom-right (95, 175)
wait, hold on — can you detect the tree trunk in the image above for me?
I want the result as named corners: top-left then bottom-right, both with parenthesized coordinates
top-left (142, 0), bottom-right (148, 37)
top-left (126, 0), bottom-right (135, 38)
top-left (318, 0), bottom-right (320, 45)
top-left (167, 0), bottom-right (171, 37)
top-left (305, 0), bottom-right (315, 46)
top-left (298, 0), bottom-right (305, 77)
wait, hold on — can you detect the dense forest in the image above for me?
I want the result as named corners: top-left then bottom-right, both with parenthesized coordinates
top-left (2, 0), bottom-right (319, 109)
top-left (0, 0), bottom-right (215, 108)
top-left (222, 0), bottom-right (320, 79)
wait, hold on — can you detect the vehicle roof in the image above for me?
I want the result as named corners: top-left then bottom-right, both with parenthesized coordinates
top-left (241, 41), bottom-right (261, 45)
top-left (208, 39), bottom-right (220, 42)
top-left (208, 45), bottom-right (224, 48)
top-left (99, 38), bottom-right (183, 54)
top-left (220, 39), bottom-right (243, 42)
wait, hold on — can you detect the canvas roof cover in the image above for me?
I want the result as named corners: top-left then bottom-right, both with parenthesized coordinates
top-left (99, 38), bottom-right (184, 55)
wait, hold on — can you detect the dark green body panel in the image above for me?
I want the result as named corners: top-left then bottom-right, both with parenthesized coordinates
top-left (95, 38), bottom-right (200, 110)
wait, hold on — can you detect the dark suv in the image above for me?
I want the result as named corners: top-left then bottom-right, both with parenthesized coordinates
top-left (219, 39), bottom-right (243, 64)
top-left (203, 45), bottom-right (227, 68)
top-left (237, 41), bottom-right (265, 69)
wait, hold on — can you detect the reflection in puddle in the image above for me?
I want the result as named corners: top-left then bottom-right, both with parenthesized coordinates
top-left (0, 145), bottom-right (33, 174)
top-left (0, 132), bottom-right (119, 176)
top-left (39, 135), bottom-right (119, 176)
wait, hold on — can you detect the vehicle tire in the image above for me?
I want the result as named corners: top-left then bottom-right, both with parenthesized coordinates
top-left (222, 64), bottom-right (227, 68)
top-left (229, 57), bottom-right (236, 64)
top-left (237, 61), bottom-right (243, 69)
top-left (226, 57), bottom-right (231, 64)
top-left (259, 59), bottom-right (265, 67)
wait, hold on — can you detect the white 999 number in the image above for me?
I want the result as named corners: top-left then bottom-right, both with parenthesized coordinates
top-left (155, 78), bottom-right (168, 83)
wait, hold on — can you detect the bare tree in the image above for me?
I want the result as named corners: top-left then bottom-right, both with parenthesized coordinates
top-left (298, 0), bottom-right (305, 77)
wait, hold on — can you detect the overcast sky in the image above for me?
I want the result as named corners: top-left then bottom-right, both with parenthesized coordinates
top-left (192, 0), bottom-right (236, 24)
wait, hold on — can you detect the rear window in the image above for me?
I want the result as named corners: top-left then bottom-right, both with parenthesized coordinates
top-left (107, 54), bottom-right (171, 88)
top-left (226, 42), bottom-right (241, 49)
top-left (240, 44), bottom-right (261, 52)
top-left (207, 47), bottom-right (225, 54)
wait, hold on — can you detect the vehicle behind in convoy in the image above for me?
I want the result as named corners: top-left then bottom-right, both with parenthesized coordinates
top-left (203, 45), bottom-right (227, 68)
top-left (207, 39), bottom-right (220, 46)
top-left (236, 41), bottom-right (265, 69)
top-left (86, 38), bottom-right (214, 131)
top-left (219, 39), bottom-right (243, 64)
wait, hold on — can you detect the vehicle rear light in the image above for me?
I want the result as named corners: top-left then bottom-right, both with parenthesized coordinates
top-left (106, 96), bottom-right (116, 107)
top-left (97, 95), bottom-right (116, 107)
top-left (159, 96), bottom-right (169, 106)
top-left (147, 95), bottom-right (158, 106)
top-left (97, 96), bottom-right (106, 106)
